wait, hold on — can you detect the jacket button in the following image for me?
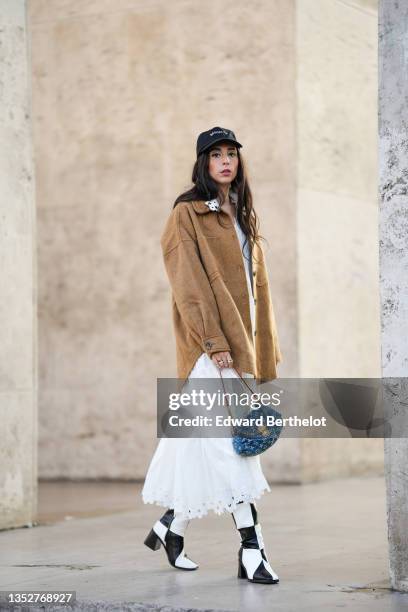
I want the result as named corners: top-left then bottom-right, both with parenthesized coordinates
top-left (253, 271), bottom-right (256, 277)
top-left (205, 340), bottom-right (213, 349)
top-left (254, 330), bottom-right (257, 336)
top-left (254, 298), bottom-right (257, 305)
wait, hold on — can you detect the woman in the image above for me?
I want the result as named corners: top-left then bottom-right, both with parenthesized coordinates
top-left (141, 126), bottom-right (282, 584)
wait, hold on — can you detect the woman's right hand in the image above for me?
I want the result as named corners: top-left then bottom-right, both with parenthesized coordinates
top-left (211, 351), bottom-right (242, 376)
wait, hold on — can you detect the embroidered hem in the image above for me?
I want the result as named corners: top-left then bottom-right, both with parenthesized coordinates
top-left (141, 483), bottom-right (271, 520)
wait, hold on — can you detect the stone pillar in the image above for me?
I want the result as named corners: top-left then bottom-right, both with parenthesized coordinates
top-left (379, 0), bottom-right (408, 593)
top-left (0, 0), bottom-right (37, 529)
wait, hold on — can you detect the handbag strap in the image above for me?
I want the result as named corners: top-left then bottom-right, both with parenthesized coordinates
top-left (218, 367), bottom-right (254, 410)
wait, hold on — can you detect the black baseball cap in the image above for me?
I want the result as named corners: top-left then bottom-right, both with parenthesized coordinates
top-left (196, 126), bottom-right (243, 157)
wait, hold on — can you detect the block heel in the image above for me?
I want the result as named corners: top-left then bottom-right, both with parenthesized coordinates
top-left (144, 528), bottom-right (162, 551)
top-left (237, 549), bottom-right (247, 579)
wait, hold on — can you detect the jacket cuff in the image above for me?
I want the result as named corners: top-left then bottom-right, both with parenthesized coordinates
top-left (203, 336), bottom-right (231, 357)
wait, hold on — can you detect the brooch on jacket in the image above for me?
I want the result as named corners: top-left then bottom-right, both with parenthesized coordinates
top-left (204, 191), bottom-right (238, 212)
top-left (205, 198), bottom-right (220, 211)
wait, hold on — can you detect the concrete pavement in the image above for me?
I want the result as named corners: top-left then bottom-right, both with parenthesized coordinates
top-left (0, 477), bottom-right (407, 611)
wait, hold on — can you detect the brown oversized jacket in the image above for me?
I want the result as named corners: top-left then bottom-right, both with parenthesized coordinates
top-left (160, 199), bottom-right (282, 382)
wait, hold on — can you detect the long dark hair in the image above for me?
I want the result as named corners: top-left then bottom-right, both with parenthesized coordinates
top-left (173, 147), bottom-right (266, 263)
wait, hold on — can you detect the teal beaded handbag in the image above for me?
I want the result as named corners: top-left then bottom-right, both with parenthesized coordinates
top-left (219, 368), bottom-right (283, 457)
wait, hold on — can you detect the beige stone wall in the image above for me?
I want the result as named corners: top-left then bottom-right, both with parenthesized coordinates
top-left (295, 0), bottom-right (383, 480)
top-left (29, 0), bottom-right (296, 479)
top-left (0, 0), bottom-right (38, 528)
top-left (29, 0), bottom-right (380, 481)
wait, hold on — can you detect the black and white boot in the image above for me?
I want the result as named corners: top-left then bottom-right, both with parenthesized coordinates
top-left (232, 501), bottom-right (279, 584)
top-left (144, 508), bottom-right (198, 570)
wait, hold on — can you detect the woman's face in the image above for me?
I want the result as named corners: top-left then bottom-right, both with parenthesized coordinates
top-left (208, 142), bottom-right (239, 188)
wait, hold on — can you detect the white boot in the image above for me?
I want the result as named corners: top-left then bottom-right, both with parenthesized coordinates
top-left (144, 508), bottom-right (198, 570)
top-left (232, 501), bottom-right (279, 584)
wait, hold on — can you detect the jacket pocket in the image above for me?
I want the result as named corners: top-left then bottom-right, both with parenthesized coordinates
top-left (201, 233), bottom-right (220, 240)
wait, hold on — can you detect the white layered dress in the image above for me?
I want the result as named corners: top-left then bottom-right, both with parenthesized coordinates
top-left (141, 208), bottom-right (271, 520)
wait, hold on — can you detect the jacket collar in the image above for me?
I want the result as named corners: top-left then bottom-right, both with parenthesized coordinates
top-left (192, 190), bottom-right (238, 215)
